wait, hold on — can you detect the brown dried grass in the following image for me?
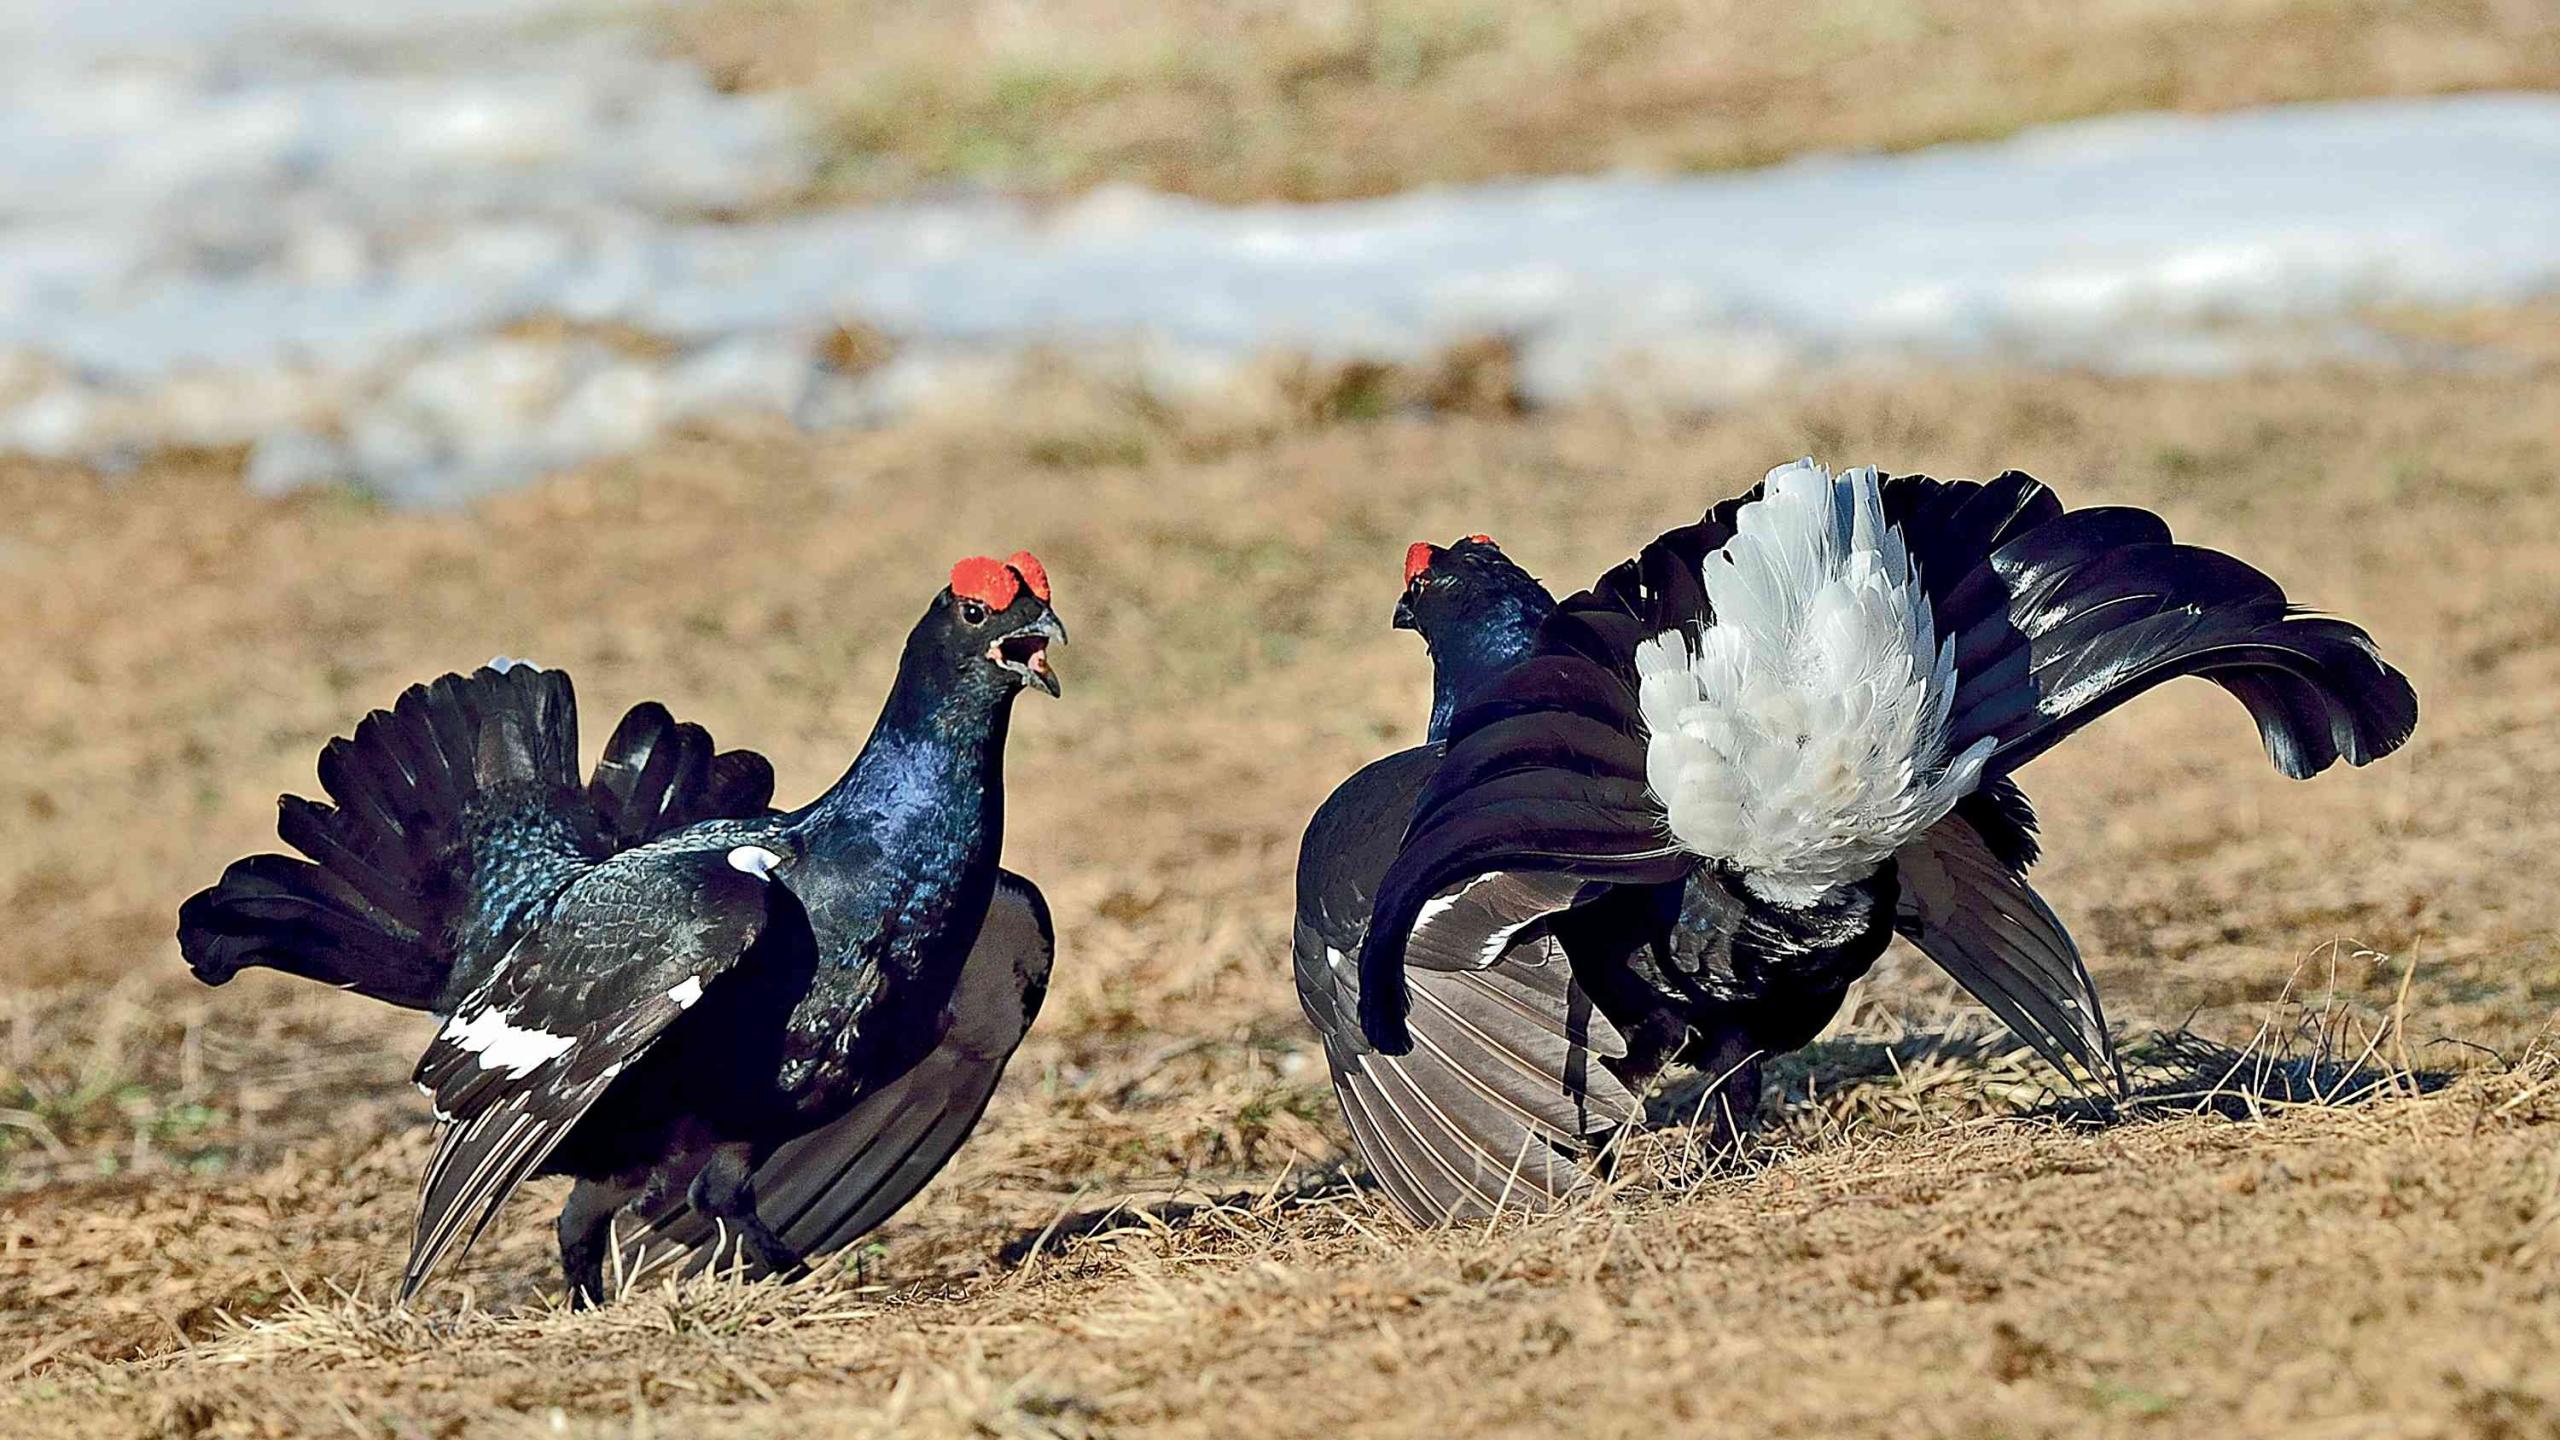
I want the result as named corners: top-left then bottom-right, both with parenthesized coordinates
top-left (4, 353), bottom-right (2558, 1435)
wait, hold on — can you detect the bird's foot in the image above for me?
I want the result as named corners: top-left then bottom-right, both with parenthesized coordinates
top-left (744, 1227), bottom-right (808, 1284)
top-left (686, 1146), bottom-right (803, 1283)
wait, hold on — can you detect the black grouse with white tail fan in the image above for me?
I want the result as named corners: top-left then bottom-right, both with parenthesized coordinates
top-left (178, 554), bottom-right (1065, 1303)
top-left (1347, 462), bottom-right (2415, 1219)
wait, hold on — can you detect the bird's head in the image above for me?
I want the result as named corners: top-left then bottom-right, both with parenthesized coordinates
top-left (1394, 535), bottom-right (1549, 647)
top-left (1396, 535), bottom-right (1557, 740)
top-left (924, 552), bottom-right (1067, 700)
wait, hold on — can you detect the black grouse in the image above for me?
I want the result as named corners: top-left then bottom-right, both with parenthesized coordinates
top-left (177, 553), bottom-right (1065, 1303)
top-left (1294, 526), bottom-right (2129, 1220)
top-left (1341, 463), bottom-right (2416, 1224)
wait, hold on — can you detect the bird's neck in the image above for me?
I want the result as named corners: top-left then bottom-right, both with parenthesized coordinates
top-left (1426, 597), bottom-right (1550, 742)
top-left (791, 656), bottom-right (1014, 885)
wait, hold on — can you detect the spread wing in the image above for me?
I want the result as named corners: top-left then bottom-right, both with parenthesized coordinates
top-left (1894, 808), bottom-right (2123, 1094)
top-left (1295, 748), bottom-right (1638, 1225)
top-left (400, 843), bottom-right (788, 1299)
top-left (622, 871), bottom-right (1054, 1278)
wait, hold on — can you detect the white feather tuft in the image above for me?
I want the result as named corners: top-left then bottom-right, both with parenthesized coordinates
top-left (1634, 458), bottom-right (1993, 907)
top-left (443, 1005), bottom-right (576, 1077)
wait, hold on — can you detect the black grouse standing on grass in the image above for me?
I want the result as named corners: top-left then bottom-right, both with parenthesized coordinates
top-left (1347, 462), bottom-right (2416, 1222)
top-left (1294, 525), bottom-right (2134, 1222)
top-left (178, 553), bottom-right (1065, 1303)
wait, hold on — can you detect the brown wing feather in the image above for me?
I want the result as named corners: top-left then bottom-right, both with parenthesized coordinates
top-left (1294, 751), bottom-right (1639, 1226)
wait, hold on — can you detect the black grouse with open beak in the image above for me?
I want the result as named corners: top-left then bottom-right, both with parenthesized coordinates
top-left (990, 610), bottom-right (1066, 697)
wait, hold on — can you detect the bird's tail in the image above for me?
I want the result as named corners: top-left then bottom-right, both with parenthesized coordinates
top-left (1924, 489), bottom-right (2418, 782)
top-left (177, 662), bottom-right (585, 1011)
top-left (587, 700), bottom-right (778, 851)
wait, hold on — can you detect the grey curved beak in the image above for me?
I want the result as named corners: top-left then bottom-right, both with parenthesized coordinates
top-left (992, 611), bottom-right (1066, 697)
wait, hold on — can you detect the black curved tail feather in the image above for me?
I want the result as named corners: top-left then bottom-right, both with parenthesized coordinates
top-left (589, 702), bottom-right (776, 851)
top-left (177, 853), bottom-right (446, 1009)
top-left (180, 663), bottom-right (582, 1010)
top-left (1938, 517), bottom-right (2417, 781)
top-left (178, 663), bottom-right (778, 1013)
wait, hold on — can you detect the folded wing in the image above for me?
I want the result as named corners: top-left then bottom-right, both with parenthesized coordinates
top-left (1296, 748), bottom-right (1638, 1224)
top-left (621, 871), bottom-right (1054, 1277)
top-left (401, 845), bottom-right (786, 1298)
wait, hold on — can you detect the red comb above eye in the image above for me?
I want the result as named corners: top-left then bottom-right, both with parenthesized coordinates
top-left (1007, 550), bottom-right (1051, 602)
top-left (1404, 542), bottom-right (1435, 585)
top-left (1465, 534), bottom-right (1494, 546)
top-left (948, 556), bottom-right (1021, 609)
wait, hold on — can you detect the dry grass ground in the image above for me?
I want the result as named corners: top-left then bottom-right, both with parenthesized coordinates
top-left (668, 0), bottom-right (2560, 204)
top-left (3, 355), bottom-right (2558, 1436)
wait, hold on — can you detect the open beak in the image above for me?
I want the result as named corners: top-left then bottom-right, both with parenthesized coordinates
top-left (1392, 590), bottom-right (1418, 630)
top-left (989, 612), bottom-right (1066, 697)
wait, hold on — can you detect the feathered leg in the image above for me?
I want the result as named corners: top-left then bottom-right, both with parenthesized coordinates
top-left (1680, 1027), bottom-right (1765, 1160)
top-left (556, 1176), bottom-right (642, 1309)
top-left (687, 1143), bottom-right (806, 1282)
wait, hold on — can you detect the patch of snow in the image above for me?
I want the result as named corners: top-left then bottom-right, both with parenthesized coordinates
top-left (2, 0), bottom-right (2556, 501)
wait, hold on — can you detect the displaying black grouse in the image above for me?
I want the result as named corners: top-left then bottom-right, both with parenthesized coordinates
top-left (1294, 526), bottom-right (2132, 1221)
top-left (177, 553), bottom-right (1064, 1303)
top-left (1345, 462), bottom-right (2416, 1222)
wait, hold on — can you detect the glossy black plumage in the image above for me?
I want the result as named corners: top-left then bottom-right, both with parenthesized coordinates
top-left (178, 664), bottom-right (774, 1014)
top-left (405, 844), bottom-right (786, 1291)
top-left (617, 871), bottom-right (1052, 1278)
top-left (177, 562), bottom-right (1065, 1303)
top-left (1295, 518), bottom-right (2192, 1222)
top-left (1294, 540), bottom-right (1647, 1219)
top-left (1354, 464), bottom-right (2417, 1157)
top-left (1295, 748), bottom-right (1638, 1220)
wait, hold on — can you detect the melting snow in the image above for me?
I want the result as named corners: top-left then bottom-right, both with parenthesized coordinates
top-left (3, 0), bottom-right (2557, 502)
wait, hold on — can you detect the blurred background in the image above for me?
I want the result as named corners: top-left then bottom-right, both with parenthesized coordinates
top-left (5, 4), bottom-right (2558, 1436)
top-left (4, 0), bottom-right (2556, 501)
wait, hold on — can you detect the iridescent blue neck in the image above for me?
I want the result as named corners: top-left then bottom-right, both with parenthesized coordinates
top-left (1425, 594), bottom-right (1550, 741)
top-left (788, 648), bottom-right (1015, 867)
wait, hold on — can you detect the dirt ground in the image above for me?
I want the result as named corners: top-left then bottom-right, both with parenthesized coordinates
top-left (671, 0), bottom-right (2560, 204)
top-left (3, 355), bottom-right (2557, 1437)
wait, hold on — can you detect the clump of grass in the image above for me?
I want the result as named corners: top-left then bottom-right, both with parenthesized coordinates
top-left (0, 980), bottom-right (413, 1191)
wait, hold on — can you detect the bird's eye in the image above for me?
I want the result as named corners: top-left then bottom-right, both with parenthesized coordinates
top-left (958, 599), bottom-right (989, 625)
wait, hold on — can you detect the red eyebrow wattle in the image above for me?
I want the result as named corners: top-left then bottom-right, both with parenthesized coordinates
top-left (1007, 551), bottom-right (1052, 602)
top-left (1404, 542), bottom-right (1435, 585)
top-left (948, 556), bottom-right (1021, 609)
